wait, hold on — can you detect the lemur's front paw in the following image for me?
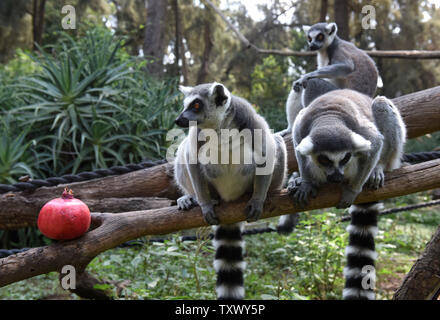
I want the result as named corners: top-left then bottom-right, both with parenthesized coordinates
top-left (177, 195), bottom-right (198, 210)
top-left (337, 188), bottom-right (359, 209)
top-left (200, 203), bottom-right (219, 225)
top-left (367, 166), bottom-right (385, 190)
top-left (293, 79), bottom-right (304, 92)
top-left (287, 172), bottom-right (301, 192)
top-left (245, 198), bottom-right (264, 222)
top-left (288, 175), bottom-right (318, 209)
top-left (294, 75), bottom-right (312, 91)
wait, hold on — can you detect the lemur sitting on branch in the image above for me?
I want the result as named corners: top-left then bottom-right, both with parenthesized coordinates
top-left (173, 82), bottom-right (287, 299)
top-left (279, 22), bottom-right (379, 137)
top-left (288, 89), bottom-right (406, 299)
top-left (277, 22), bottom-right (379, 235)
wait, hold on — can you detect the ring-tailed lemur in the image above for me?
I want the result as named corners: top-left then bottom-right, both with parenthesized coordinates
top-left (173, 82), bottom-right (287, 299)
top-left (288, 89), bottom-right (406, 299)
top-left (277, 21), bottom-right (379, 234)
top-left (280, 22), bottom-right (379, 137)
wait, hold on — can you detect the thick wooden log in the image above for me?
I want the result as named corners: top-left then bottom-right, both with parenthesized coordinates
top-left (0, 86), bottom-right (439, 229)
top-left (0, 196), bottom-right (173, 230)
top-left (393, 225), bottom-right (440, 300)
top-left (1, 159), bottom-right (440, 287)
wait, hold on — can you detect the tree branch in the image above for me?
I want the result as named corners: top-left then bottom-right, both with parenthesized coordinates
top-left (202, 0), bottom-right (440, 59)
top-left (393, 224), bottom-right (440, 300)
top-left (1, 86), bottom-right (439, 230)
top-left (1, 159), bottom-right (440, 287)
top-left (0, 196), bottom-right (173, 230)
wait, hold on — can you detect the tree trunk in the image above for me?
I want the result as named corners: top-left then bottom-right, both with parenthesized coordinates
top-left (197, 20), bottom-right (213, 84)
top-left (393, 225), bottom-right (440, 300)
top-left (172, 0), bottom-right (188, 84)
top-left (172, 0), bottom-right (181, 78)
top-left (320, 0), bottom-right (328, 22)
top-left (32, 0), bottom-right (46, 50)
top-left (143, 0), bottom-right (169, 78)
top-left (334, 0), bottom-right (349, 40)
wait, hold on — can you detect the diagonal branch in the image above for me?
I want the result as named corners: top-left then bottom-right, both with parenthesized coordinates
top-left (393, 224), bottom-right (440, 300)
top-left (202, 0), bottom-right (440, 59)
top-left (1, 159), bottom-right (440, 287)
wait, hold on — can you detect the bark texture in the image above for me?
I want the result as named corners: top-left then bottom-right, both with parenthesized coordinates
top-left (1, 86), bottom-right (439, 230)
top-left (1, 159), bottom-right (440, 287)
top-left (393, 225), bottom-right (440, 300)
top-left (143, 0), bottom-right (169, 77)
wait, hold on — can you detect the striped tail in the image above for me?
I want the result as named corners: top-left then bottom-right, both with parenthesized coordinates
top-left (213, 223), bottom-right (246, 300)
top-left (276, 214), bottom-right (299, 235)
top-left (343, 202), bottom-right (381, 300)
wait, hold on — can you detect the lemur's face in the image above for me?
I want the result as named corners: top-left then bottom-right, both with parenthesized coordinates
top-left (296, 131), bottom-right (371, 184)
top-left (176, 83), bottom-right (231, 129)
top-left (312, 151), bottom-right (353, 184)
top-left (303, 22), bottom-right (338, 51)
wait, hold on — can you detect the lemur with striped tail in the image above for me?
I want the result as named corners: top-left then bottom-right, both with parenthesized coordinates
top-left (173, 82), bottom-right (287, 299)
top-left (277, 22), bottom-right (379, 234)
top-left (288, 89), bottom-right (406, 299)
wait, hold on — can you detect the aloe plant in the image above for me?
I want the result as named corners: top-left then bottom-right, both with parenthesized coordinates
top-left (0, 115), bottom-right (35, 184)
top-left (9, 28), bottom-right (180, 176)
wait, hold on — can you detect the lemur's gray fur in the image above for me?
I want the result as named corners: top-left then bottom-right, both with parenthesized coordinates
top-left (173, 82), bottom-right (287, 299)
top-left (277, 22), bottom-right (379, 233)
top-left (279, 22), bottom-right (379, 137)
top-left (288, 89), bottom-right (406, 209)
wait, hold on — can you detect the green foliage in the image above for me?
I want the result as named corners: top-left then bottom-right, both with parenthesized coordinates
top-left (0, 114), bottom-right (35, 183)
top-left (5, 28), bottom-right (181, 179)
top-left (246, 211), bottom-right (346, 300)
top-left (0, 227), bottom-right (50, 249)
top-left (250, 55), bottom-right (291, 132)
top-left (405, 132), bottom-right (440, 153)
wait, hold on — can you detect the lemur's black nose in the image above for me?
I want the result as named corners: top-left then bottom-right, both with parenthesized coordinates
top-left (310, 43), bottom-right (320, 51)
top-left (175, 116), bottom-right (189, 128)
top-left (327, 172), bottom-right (344, 184)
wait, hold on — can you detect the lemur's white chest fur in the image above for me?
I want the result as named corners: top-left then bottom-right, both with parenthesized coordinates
top-left (204, 141), bottom-right (255, 202)
top-left (317, 50), bottom-right (329, 69)
top-left (208, 165), bottom-right (254, 202)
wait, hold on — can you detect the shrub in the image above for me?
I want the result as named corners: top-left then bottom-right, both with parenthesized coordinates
top-left (8, 28), bottom-right (181, 178)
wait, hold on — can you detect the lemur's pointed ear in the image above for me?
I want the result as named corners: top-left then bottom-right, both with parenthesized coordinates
top-left (179, 85), bottom-right (193, 96)
top-left (351, 132), bottom-right (371, 152)
top-left (326, 23), bottom-right (337, 35)
top-left (296, 136), bottom-right (314, 156)
top-left (210, 82), bottom-right (230, 107)
top-left (302, 25), bottom-right (311, 34)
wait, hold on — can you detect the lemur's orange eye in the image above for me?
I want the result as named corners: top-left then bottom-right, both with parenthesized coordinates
top-left (194, 102), bottom-right (200, 110)
top-left (317, 34), bottom-right (324, 41)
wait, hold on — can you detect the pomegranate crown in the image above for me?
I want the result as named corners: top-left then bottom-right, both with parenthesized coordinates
top-left (62, 187), bottom-right (74, 199)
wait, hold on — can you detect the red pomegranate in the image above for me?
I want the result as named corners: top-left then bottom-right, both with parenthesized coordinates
top-left (37, 187), bottom-right (91, 240)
